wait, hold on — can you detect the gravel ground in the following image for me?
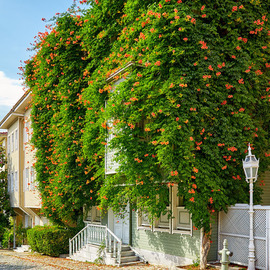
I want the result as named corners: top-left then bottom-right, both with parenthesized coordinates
top-left (0, 250), bottom-right (169, 270)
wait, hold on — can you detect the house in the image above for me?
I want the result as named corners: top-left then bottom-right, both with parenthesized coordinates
top-left (70, 63), bottom-right (270, 269)
top-left (0, 91), bottom-right (48, 231)
top-left (70, 63), bottom-right (218, 267)
top-left (0, 131), bottom-right (8, 184)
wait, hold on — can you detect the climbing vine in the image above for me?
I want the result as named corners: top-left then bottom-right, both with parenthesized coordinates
top-left (24, 0), bottom-right (269, 252)
top-left (0, 143), bottom-right (13, 240)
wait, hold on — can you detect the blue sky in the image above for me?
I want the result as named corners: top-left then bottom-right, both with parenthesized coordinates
top-left (0, 0), bottom-right (75, 122)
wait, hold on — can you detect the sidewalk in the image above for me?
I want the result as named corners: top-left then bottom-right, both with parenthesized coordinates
top-left (0, 249), bottom-right (169, 270)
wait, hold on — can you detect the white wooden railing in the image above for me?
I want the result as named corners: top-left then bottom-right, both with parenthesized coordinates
top-left (69, 224), bottom-right (122, 265)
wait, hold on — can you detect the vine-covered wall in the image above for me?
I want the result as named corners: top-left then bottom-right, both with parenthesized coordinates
top-left (24, 0), bottom-right (270, 232)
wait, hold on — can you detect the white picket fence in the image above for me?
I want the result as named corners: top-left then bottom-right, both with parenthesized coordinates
top-left (219, 204), bottom-right (270, 270)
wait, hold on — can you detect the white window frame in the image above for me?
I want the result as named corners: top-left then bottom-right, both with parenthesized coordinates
top-left (137, 210), bottom-right (152, 230)
top-left (11, 172), bottom-right (14, 192)
top-left (24, 167), bottom-right (30, 191)
top-left (85, 206), bottom-right (101, 224)
top-left (14, 171), bottom-right (18, 191)
top-left (7, 135), bottom-right (10, 154)
top-left (15, 129), bottom-right (18, 150)
top-left (24, 121), bottom-right (30, 144)
top-left (137, 185), bottom-right (192, 235)
top-left (7, 173), bottom-right (10, 192)
top-left (171, 185), bottom-right (192, 235)
top-left (104, 78), bottom-right (125, 175)
top-left (30, 166), bottom-right (35, 190)
top-left (153, 187), bottom-right (171, 232)
top-left (11, 133), bottom-right (14, 152)
top-left (105, 118), bottom-right (120, 174)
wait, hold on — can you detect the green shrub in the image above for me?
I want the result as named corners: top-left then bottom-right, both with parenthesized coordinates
top-left (2, 228), bottom-right (13, 248)
top-left (27, 226), bottom-right (76, 256)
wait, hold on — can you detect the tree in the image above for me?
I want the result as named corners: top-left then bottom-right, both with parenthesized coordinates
top-left (24, 0), bottom-right (270, 268)
top-left (0, 144), bottom-right (13, 241)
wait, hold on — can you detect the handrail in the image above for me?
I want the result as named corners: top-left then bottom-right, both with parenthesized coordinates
top-left (69, 224), bottom-right (122, 265)
top-left (106, 227), bottom-right (121, 243)
top-left (69, 224), bottom-right (106, 242)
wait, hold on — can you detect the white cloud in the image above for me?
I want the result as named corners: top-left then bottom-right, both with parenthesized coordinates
top-left (0, 71), bottom-right (25, 107)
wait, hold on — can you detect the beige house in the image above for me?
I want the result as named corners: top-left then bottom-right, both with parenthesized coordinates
top-left (0, 91), bottom-right (48, 228)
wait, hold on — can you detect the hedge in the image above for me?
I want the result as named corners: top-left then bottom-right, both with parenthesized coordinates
top-left (27, 226), bottom-right (76, 257)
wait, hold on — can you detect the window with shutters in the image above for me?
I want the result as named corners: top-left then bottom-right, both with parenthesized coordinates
top-left (105, 78), bottom-right (126, 175)
top-left (153, 187), bottom-right (171, 232)
top-left (138, 185), bottom-right (192, 234)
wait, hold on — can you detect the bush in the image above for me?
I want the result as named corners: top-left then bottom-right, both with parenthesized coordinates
top-left (16, 222), bottom-right (29, 246)
top-left (2, 228), bottom-right (13, 248)
top-left (27, 226), bottom-right (76, 256)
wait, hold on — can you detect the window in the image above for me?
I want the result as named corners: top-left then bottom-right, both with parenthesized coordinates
top-left (15, 129), bottom-right (18, 150)
top-left (7, 136), bottom-right (10, 154)
top-left (14, 171), bottom-right (18, 191)
top-left (154, 187), bottom-right (171, 231)
top-left (7, 174), bottom-right (10, 192)
top-left (85, 206), bottom-right (101, 224)
top-left (141, 212), bottom-right (151, 227)
top-left (30, 166), bottom-right (35, 190)
top-left (11, 172), bottom-right (14, 192)
top-left (11, 133), bottom-right (14, 152)
top-left (104, 78), bottom-right (125, 175)
top-left (105, 119), bottom-right (120, 174)
top-left (138, 211), bottom-right (151, 230)
top-left (138, 185), bottom-right (192, 234)
top-left (172, 185), bottom-right (192, 234)
top-left (24, 121), bottom-right (29, 144)
top-left (24, 168), bottom-right (30, 191)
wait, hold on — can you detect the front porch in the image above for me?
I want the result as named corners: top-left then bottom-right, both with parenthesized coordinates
top-left (69, 224), bottom-right (145, 266)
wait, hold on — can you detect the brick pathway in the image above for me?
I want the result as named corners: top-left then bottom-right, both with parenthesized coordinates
top-left (0, 250), bottom-right (169, 270)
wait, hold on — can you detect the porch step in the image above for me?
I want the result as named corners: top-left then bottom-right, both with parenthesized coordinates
top-left (116, 245), bottom-right (142, 266)
top-left (108, 244), bottom-right (130, 251)
top-left (121, 250), bottom-right (135, 257)
top-left (119, 261), bottom-right (145, 267)
top-left (120, 255), bottom-right (140, 263)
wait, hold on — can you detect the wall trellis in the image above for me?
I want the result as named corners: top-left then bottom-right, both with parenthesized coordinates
top-left (218, 204), bottom-right (270, 270)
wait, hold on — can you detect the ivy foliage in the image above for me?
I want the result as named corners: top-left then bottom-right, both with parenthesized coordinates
top-left (24, 0), bottom-right (269, 231)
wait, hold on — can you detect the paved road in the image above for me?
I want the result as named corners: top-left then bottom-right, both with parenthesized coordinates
top-left (0, 250), bottom-right (169, 270)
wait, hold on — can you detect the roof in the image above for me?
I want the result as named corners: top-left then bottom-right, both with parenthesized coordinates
top-left (0, 90), bottom-right (32, 130)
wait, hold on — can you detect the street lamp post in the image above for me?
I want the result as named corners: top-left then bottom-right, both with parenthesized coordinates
top-left (243, 143), bottom-right (259, 270)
